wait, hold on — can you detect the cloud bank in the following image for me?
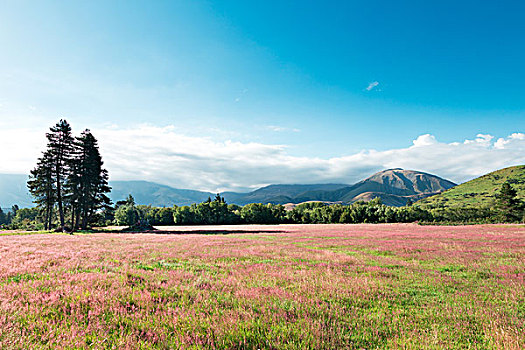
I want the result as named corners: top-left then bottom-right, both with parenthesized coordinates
top-left (0, 125), bottom-right (523, 192)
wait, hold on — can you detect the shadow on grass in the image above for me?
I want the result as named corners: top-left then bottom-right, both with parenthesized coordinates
top-left (117, 229), bottom-right (290, 235)
top-left (1, 228), bottom-right (290, 236)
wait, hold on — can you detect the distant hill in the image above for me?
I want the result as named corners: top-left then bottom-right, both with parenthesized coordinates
top-left (222, 184), bottom-right (348, 206)
top-left (109, 181), bottom-right (213, 207)
top-left (0, 174), bottom-right (33, 208)
top-left (0, 169), bottom-right (455, 208)
top-left (293, 169), bottom-right (456, 206)
top-left (416, 165), bottom-right (525, 208)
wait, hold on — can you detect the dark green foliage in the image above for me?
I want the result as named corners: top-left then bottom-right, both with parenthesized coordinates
top-left (428, 207), bottom-right (497, 224)
top-left (171, 197), bottom-right (286, 226)
top-left (165, 198), bottom-right (510, 226)
top-left (494, 181), bottom-right (524, 222)
top-left (240, 203), bottom-right (285, 224)
top-left (46, 119), bottom-right (75, 230)
top-left (28, 119), bottom-right (75, 231)
top-left (155, 207), bottom-right (175, 225)
top-left (89, 206), bottom-right (115, 227)
top-left (172, 197), bottom-right (240, 225)
top-left (173, 205), bottom-right (200, 225)
top-left (0, 207), bottom-right (6, 226)
top-left (10, 207), bottom-right (44, 231)
top-left (136, 205), bottom-right (175, 225)
top-left (115, 201), bottom-right (141, 226)
top-left (121, 219), bottom-right (155, 232)
top-left (70, 130), bottom-right (112, 230)
top-left (28, 151), bottom-right (55, 230)
top-left (193, 196), bottom-right (239, 224)
top-left (26, 121), bottom-right (111, 232)
top-left (285, 201), bottom-right (432, 224)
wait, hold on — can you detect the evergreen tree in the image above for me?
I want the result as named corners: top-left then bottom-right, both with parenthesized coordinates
top-left (65, 142), bottom-right (82, 230)
top-left (46, 119), bottom-right (75, 231)
top-left (28, 120), bottom-right (112, 232)
top-left (28, 150), bottom-right (56, 230)
top-left (495, 181), bottom-right (524, 222)
top-left (126, 194), bottom-right (136, 206)
top-left (0, 207), bottom-right (6, 225)
top-left (214, 193), bottom-right (225, 203)
top-left (74, 130), bottom-right (112, 230)
top-left (114, 195), bottom-right (140, 226)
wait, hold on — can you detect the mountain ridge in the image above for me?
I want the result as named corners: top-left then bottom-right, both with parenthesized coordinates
top-left (0, 169), bottom-right (456, 208)
top-left (288, 169), bottom-right (456, 206)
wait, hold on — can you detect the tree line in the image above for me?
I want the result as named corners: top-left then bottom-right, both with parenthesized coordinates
top-left (106, 181), bottom-right (523, 227)
top-left (2, 179), bottom-right (523, 231)
top-left (26, 120), bottom-right (111, 232)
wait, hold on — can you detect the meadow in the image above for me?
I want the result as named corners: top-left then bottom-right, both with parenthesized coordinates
top-left (0, 224), bottom-right (524, 349)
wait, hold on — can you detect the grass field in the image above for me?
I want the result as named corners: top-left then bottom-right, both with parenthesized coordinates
top-left (417, 165), bottom-right (525, 208)
top-left (0, 224), bottom-right (524, 349)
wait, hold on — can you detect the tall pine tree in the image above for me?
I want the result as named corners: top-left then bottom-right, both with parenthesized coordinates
top-left (0, 207), bottom-right (6, 225)
top-left (495, 181), bottom-right (524, 222)
top-left (46, 119), bottom-right (75, 231)
top-left (28, 121), bottom-right (112, 232)
top-left (74, 130), bottom-right (112, 230)
top-left (28, 150), bottom-right (56, 230)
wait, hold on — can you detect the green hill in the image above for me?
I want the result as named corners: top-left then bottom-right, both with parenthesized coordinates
top-left (416, 165), bottom-right (525, 208)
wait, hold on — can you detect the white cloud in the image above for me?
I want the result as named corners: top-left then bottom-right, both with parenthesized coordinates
top-left (494, 133), bottom-right (525, 149)
top-left (0, 125), bottom-right (523, 191)
top-left (267, 125), bottom-right (285, 132)
top-left (0, 127), bottom-right (47, 174)
top-left (266, 125), bottom-right (300, 133)
top-left (463, 133), bottom-right (493, 145)
top-left (366, 81), bottom-right (379, 91)
top-left (412, 134), bottom-right (437, 147)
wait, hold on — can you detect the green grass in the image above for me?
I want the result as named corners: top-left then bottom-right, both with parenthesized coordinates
top-left (417, 165), bottom-right (525, 208)
top-left (0, 224), bottom-right (524, 349)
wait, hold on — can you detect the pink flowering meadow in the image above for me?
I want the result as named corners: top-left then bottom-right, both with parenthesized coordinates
top-left (0, 224), bottom-right (524, 349)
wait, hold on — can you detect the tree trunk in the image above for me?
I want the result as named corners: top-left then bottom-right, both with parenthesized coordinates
top-left (47, 204), bottom-right (53, 231)
top-left (44, 206), bottom-right (49, 231)
top-left (56, 168), bottom-right (65, 231)
top-left (75, 208), bottom-right (81, 231)
top-left (70, 205), bottom-right (76, 233)
top-left (82, 205), bottom-right (90, 230)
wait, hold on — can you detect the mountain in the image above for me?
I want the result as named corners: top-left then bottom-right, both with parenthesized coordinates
top-left (0, 176), bottom-right (214, 208)
top-left (416, 165), bottom-right (525, 208)
top-left (109, 181), bottom-right (213, 207)
top-left (222, 184), bottom-right (348, 205)
top-left (293, 168), bottom-right (456, 206)
top-left (0, 174), bottom-right (33, 208)
top-left (0, 169), bottom-right (455, 208)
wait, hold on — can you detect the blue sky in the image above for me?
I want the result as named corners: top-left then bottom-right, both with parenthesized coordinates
top-left (0, 1), bottom-right (523, 190)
